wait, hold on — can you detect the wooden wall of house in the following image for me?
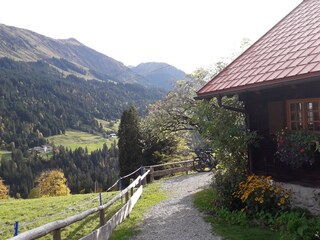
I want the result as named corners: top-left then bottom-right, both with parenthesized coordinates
top-left (239, 79), bottom-right (320, 186)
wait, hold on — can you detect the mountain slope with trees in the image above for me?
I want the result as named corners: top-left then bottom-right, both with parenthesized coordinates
top-left (0, 58), bottom-right (163, 152)
top-left (0, 24), bottom-right (168, 153)
top-left (130, 62), bottom-right (186, 91)
top-left (0, 23), bottom-right (149, 85)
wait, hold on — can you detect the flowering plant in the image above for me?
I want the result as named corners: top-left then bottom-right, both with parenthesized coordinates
top-left (275, 129), bottom-right (318, 168)
top-left (234, 175), bottom-right (290, 216)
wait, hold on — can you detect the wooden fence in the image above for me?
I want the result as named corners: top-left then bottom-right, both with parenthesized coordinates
top-left (9, 170), bottom-right (149, 240)
top-left (147, 159), bottom-right (194, 182)
top-left (8, 159), bottom-right (195, 240)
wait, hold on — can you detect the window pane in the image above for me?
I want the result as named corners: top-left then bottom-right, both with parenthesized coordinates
top-left (290, 103), bottom-right (302, 112)
top-left (313, 102), bottom-right (319, 110)
top-left (288, 100), bottom-right (320, 132)
top-left (308, 111), bottom-right (314, 122)
top-left (298, 112), bottom-right (302, 122)
top-left (307, 102), bottom-right (313, 110)
top-left (290, 103), bottom-right (296, 111)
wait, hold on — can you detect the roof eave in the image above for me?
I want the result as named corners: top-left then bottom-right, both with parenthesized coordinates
top-left (196, 72), bottom-right (320, 100)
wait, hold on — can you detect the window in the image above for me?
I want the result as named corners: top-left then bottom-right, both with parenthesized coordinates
top-left (287, 98), bottom-right (320, 132)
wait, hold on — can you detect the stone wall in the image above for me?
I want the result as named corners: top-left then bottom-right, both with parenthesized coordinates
top-left (281, 182), bottom-right (320, 215)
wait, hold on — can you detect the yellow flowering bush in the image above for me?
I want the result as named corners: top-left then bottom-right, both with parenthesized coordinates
top-left (0, 179), bottom-right (9, 199)
top-left (234, 175), bottom-right (290, 215)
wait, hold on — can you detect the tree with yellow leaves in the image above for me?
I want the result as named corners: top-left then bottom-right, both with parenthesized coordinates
top-left (36, 169), bottom-right (70, 197)
top-left (0, 179), bottom-right (9, 199)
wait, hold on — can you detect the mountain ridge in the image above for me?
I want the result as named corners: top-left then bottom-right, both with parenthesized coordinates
top-left (130, 62), bottom-right (186, 91)
top-left (0, 24), bottom-right (168, 152)
top-left (0, 23), bottom-right (148, 85)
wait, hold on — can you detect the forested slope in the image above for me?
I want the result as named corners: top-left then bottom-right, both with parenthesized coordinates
top-left (0, 58), bottom-right (164, 152)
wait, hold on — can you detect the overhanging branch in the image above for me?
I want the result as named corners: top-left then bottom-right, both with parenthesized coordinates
top-left (217, 96), bottom-right (246, 113)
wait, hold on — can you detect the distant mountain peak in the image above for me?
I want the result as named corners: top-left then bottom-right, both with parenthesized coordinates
top-left (60, 38), bottom-right (83, 45)
top-left (130, 62), bottom-right (186, 91)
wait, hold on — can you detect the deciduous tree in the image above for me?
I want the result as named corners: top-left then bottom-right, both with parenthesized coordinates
top-left (0, 179), bottom-right (9, 199)
top-left (36, 169), bottom-right (70, 197)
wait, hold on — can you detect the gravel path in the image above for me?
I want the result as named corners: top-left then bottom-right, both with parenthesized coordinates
top-left (130, 172), bottom-right (222, 240)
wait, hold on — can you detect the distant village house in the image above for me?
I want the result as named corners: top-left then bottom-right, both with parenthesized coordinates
top-left (28, 144), bottom-right (53, 154)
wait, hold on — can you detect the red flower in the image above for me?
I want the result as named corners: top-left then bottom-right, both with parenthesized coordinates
top-left (300, 148), bottom-right (305, 153)
top-left (279, 137), bottom-right (284, 146)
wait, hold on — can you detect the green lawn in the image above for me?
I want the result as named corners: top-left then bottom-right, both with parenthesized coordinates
top-left (193, 189), bottom-right (280, 240)
top-left (0, 181), bottom-right (165, 240)
top-left (47, 130), bottom-right (115, 153)
top-left (0, 192), bottom-right (118, 239)
top-left (0, 150), bottom-right (11, 161)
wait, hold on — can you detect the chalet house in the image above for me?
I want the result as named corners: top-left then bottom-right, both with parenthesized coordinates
top-left (196, 0), bottom-right (320, 187)
top-left (28, 144), bottom-right (53, 154)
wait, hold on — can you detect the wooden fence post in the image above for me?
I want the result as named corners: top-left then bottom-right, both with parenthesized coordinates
top-left (130, 179), bottom-right (134, 197)
top-left (138, 178), bottom-right (142, 188)
top-left (150, 167), bottom-right (154, 182)
top-left (99, 192), bottom-right (106, 226)
top-left (99, 209), bottom-right (106, 226)
top-left (141, 167), bottom-right (146, 186)
top-left (125, 191), bottom-right (129, 203)
top-left (53, 229), bottom-right (61, 240)
top-left (120, 177), bottom-right (123, 204)
top-left (185, 162), bottom-right (189, 175)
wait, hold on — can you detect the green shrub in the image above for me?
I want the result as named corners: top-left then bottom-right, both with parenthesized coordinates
top-left (277, 212), bottom-right (320, 240)
top-left (212, 167), bottom-right (245, 210)
top-left (28, 188), bottom-right (40, 199)
top-left (215, 208), bottom-right (249, 226)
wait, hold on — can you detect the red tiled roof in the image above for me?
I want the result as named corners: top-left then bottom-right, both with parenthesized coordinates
top-left (197, 0), bottom-right (320, 98)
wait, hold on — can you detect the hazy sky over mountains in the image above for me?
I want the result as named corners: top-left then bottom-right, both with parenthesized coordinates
top-left (0, 0), bottom-right (301, 73)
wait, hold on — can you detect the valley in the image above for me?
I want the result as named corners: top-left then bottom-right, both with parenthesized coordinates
top-left (0, 23), bottom-right (187, 202)
top-left (47, 129), bottom-right (117, 153)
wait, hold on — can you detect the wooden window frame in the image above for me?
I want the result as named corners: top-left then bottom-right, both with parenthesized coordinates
top-left (286, 98), bottom-right (320, 133)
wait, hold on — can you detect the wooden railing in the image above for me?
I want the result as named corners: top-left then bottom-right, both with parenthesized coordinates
top-left (8, 160), bottom-right (195, 240)
top-left (9, 170), bottom-right (149, 240)
top-left (146, 159), bottom-right (194, 182)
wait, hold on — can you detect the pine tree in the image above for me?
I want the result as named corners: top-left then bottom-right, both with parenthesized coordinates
top-left (118, 106), bottom-right (142, 185)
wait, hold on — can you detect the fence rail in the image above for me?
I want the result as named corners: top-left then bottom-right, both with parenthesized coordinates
top-left (8, 159), bottom-right (194, 240)
top-left (146, 159), bottom-right (194, 181)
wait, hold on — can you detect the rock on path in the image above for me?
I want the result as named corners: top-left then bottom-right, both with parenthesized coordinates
top-left (130, 172), bottom-right (222, 240)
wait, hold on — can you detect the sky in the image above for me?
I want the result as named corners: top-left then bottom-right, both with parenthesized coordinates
top-left (0, 0), bottom-right (302, 73)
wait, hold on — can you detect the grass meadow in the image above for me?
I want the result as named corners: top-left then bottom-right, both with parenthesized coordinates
top-left (0, 150), bottom-right (11, 161)
top-left (0, 181), bottom-right (165, 240)
top-left (47, 130), bottom-right (116, 153)
top-left (96, 118), bottom-right (119, 133)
